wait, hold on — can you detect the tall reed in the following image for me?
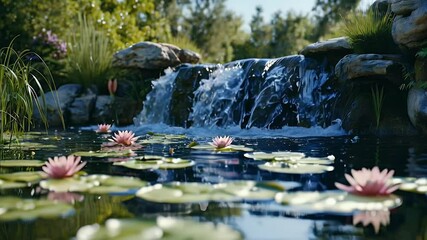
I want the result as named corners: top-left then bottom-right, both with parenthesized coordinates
top-left (66, 15), bottom-right (114, 89)
top-left (371, 84), bottom-right (384, 128)
top-left (0, 42), bottom-right (61, 143)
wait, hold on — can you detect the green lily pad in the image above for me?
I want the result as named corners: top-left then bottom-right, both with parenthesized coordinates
top-left (244, 151), bottom-right (306, 161)
top-left (40, 174), bottom-right (147, 193)
top-left (392, 177), bottom-right (427, 194)
top-left (0, 171), bottom-right (46, 183)
top-left (0, 179), bottom-right (28, 189)
top-left (113, 158), bottom-right (195, 170)
top-left (136, 181), bottom-right (293, 203)
top-left (0, 197), bottom-right (74, 221)
top-left (275, 191), bottom-right (402, 214)
top-left (258, 162), bottom-right (334, 174)
top-left (75, 217), bottom-right (242, 240)
top-left (0, 160), bottom-right (45, 167)
top-left (191, 144), bottom-right (254, 152)
top-left (73, 150), bottom-right (135, 158)
top-left (4, 142), bottom-right (57, 150)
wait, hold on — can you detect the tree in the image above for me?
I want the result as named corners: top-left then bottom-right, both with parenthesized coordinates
top-left (312, 0), bottom-right (361, 39)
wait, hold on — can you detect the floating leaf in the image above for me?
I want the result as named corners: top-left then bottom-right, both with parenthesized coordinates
top-left (0, 197), bottom-right (74, 221)
top-left (73, 150), bottom-right (135, 158)
top-left (258, 162), bottom-right (334, 174)
top-left (0, 179), bottom-right (27, 189)
top-left (40, 174), bottom-right (147, 193)
top-left (393, 177), bottom-right (427, 194)
top-left (0, 171), bottom-right (45, 183)
top-left (244, 151), bottom-right (305, 161)
top-left (191, 144), bottom-right (253, 152)
top-left (275, 191), bottom-right (402, 214)
top-left (75, 217), bottom-right (242, 240)
top-left (0, 160), bottom-right (45, 167)
top-left (136, 181), bottom-right (294, 203)
top-left (4, 142), bottom-right (57, 150)
top-left (113, 158), bottom-right (195, 170)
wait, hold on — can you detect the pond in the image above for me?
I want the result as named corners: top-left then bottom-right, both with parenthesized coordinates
top-left (0, 126), bottom-right (426, 240)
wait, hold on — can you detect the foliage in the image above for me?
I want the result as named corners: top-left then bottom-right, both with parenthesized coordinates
top-left (416, 47), bottom-right (427, 59)
top-left (341, 10), bottom-right (397, 54)
top-left (65, 15), bottom-right (114, 89)
top-left (312, 0), bottom-right (361, 39)
top-left (0, 42), bottom-right (61, 143)
top-left (371, 84), bottom-right (384, 128)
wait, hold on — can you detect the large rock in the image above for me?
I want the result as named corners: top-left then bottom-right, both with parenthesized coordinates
top-left (33, 84), bottom-right (82, 127)
top-left (390, 0), bottom-right (420, 16)
top-left (69, 94), bottom-right (96, 125)
top-left (407, 88), bottom-right (427, 134)
top-left (112, 42), bottom-right (201, 70)
top-left (392, 0), bottom-right (427, 50)
top-left (300, 37), bottom-right (352, 57)
top-left (335, 54), bottom-right (403, 82)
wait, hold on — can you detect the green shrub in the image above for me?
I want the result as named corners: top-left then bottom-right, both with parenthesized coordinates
top-left (342, 10), bottom-right (398, 54)
top-left (65, 15), bottom-right (114, 90)
top-left (0, 42), bottom-right (62, 143)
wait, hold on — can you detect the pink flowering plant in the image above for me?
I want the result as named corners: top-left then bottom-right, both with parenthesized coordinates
top-left (335, 167), bottom-right (400, 196)
top-left (102, 130), bottom-right (142, 150)
top-left (96, 124), bottom-right (112, 133)
top-left (209, 136), bottom-right (234, 149)
top-left (42, 155), bottom-right (86, 179)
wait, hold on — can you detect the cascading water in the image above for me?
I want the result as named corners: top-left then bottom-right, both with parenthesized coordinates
top-left (134, 55), bottom-right (338, 130)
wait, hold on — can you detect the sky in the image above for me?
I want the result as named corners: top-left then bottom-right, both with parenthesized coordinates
top-left (225, 0), bottom-right (377, 31)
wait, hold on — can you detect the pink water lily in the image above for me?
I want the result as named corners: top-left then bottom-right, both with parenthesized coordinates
top-left (353, 210), bottom-right (390, 234)
top-left (96, 124), bottom-right (111, 133)
top-left (210, 136), bottom-right (233, 149)
top-left (335, 167), bottom-right (400, 196)
top-left (42, 155), bottom-right (86, 179)
top-left (109, 130), bottom-right (140, 146)
top-left (108, 79), bottom-right (117, 95)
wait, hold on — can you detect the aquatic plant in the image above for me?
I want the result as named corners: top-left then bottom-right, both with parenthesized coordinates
top-left (108, 79), bottom-right (117, 96)
top-left (335, 167), bottom-right (400, 196)
top-left (108, 130), bottom-right (140, 147)
top-left (210, 136), bottom-right (233, 149)
top-left (42, 155), bottom-right (86, 179)
top-left (96, 124), bottom-right (111, 133)
top-left (0, 41), bottom-right (63, 143)
top-left (371, 84), bottom-right (384, 128)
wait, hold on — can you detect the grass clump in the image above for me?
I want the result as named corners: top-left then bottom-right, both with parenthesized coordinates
top-left (66, 15), bottom-right (114, 90)
top-left (0, 42), bottom-right (62, 143)
top-left (342, 10), bottom-right (397, 54)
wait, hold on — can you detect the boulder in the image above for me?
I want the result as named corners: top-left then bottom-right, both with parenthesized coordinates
top-left (69, 94), bottom-right (96, 125)
top-left (407, 88), bottom-right (427, 134)
top-left (300, 37), bottom-right (352, 57)
top-left (112, 42), bottom-right (201, 70)
top-left (390, 0), bottom-right (419, 16)
top-left (33, 84), bottom-right (82, 127)
top-left (392, 1), bottom-right (427, 50)
top-left (91, 96), bottom-right (114, 124)
top-left (335, 54), bottom-right (403, 82)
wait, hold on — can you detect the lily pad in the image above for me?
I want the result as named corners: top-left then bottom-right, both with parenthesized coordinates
top-left (113, 158), bottom-right (195, 170)
top-left (0, 171), bottom-right (46, 183)
top-left (75, 217), bottom-right (242, 240)
top-left (244, 151), bottom-right (306, 161)
top-left (275, 191), bottom-right (402, 214)
top-left (0, 160), bottom-right (45, 167)
top-left (392, 177), bottom-right (427, 194)
top-left (73, 150), bottom-right (135, 158)
top-left (40, 174), bottom-right (148, 193)
top-left (4, 142), bottom-right (57, 150)
top-left (0, 197), bottom-right (74, 221)
top-left (191, 144), bottom-right (254, 152)
top-left (0, 179), bottom-right (27, 189)
top-left (136, 181), bottom-right (293, 203)
top-left (258, 162), bottom-right (334, 174)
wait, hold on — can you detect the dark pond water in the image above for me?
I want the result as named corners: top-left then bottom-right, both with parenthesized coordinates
top-left (1, 129), bottom-right (427, 240)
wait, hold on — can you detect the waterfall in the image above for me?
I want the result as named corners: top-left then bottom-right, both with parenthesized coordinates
top-left (134, 55), bottom-right (336, 129)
